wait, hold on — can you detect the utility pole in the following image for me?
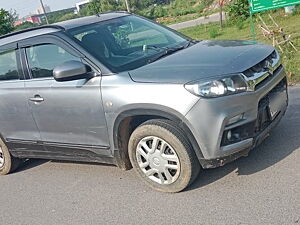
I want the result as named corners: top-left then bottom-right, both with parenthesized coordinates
top-left (219, 0), bottom-right (224, 28)
top-left (39, 0), bottom-right (49, 24)
top-left (124, 0), bottom-right (130, 12)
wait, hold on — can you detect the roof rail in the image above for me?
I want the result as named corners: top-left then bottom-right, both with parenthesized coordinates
top-left (0, 25), bottom-right (65, 40)
top-left (96, 11), bottom-right (132, 17)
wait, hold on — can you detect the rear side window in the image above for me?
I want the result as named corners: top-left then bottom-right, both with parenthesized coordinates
top-left (26, 44), bottom-right (79, 79)
top-left (0, 50), bottom-right (19, 81)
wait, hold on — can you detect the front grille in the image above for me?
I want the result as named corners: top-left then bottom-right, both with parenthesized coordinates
top-left (256, 95), bottom-right (271, 132)
top-left (255, 65), bottom-right (283, 90)
top-left (243, 50), bottom-right (278, 78)
top-left (255, 77), bottom-right (287, 133)
top-left (243, 50), bottom-right (281, 91)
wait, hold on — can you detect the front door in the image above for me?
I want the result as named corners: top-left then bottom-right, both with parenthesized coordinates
top-left (0, 44), bottom-right (41, 153)
top-left (20, 38), bottom-right (110, 157)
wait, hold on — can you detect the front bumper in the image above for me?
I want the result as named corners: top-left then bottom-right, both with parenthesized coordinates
top-left (185, 66), bottom-right (288, 169)
top-left (199, 103), bottom-right (286, 168)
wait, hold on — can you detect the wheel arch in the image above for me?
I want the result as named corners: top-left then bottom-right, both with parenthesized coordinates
top-left (112, 107), bottom-right (204, 170)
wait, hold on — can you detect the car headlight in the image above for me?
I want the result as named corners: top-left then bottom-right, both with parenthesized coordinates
top-left (184, 74), bottom-right (248, 98)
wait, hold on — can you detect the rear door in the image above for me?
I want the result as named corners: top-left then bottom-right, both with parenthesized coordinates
top-left (19, 36), bottom-right (111, 157)
top-left (0, 43), bottom-right (41, 153)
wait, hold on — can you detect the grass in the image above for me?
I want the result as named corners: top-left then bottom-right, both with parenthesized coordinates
top-left (179, 11), bottom-right (300, 84)
top-left (157, 9), bottom-right (219, 25)
top-left (157, 13), bottom-right (201, 25)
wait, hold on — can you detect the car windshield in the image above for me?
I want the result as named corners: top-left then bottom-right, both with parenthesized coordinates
top-left (68, 15), bottom-right (189, 72)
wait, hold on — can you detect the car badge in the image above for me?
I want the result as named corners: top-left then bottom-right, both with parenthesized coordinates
top-left (264, 60), bottom-right (273, 74)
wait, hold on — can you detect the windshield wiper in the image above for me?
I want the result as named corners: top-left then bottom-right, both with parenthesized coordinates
top-left (143, 45), bottom-right (167, 52)
top-left (184, 39), bottom-right (199, 48)
top-left (147, 45), bottom-right (186, 64)
top-left (147, 40), bottom-right (199, 64)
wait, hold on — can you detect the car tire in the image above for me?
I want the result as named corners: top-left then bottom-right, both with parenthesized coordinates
top-left (0, 138), bottom-right (21, 175)
top-left (128, 119), bottom-right (200, 193)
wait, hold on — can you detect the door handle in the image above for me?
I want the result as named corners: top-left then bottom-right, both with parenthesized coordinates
top-left (29, 95), bottom-right (44, 103)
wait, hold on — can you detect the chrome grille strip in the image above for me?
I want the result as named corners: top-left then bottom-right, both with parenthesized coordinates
top-left (243, 51), bottom-right (281, 91)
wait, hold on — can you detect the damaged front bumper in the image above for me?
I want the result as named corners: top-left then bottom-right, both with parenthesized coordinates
top-left (199, 101), bottom-right (287, 168)
top-left (185, 67), bottom-right (288, 169)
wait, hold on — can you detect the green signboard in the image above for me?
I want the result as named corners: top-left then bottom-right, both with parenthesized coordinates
top-left (250, 0), bottom-right (300, 13)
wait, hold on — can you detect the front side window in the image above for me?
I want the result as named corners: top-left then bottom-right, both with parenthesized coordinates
top-left (0, 50), bottom-right (19, 81)
top-left (69, 15), bottom-right (189, 72)
top-left (26, 44), bottom-right (79, 79)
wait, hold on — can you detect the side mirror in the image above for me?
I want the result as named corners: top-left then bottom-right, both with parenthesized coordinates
top-left (53, 60), bottom-right (94, 82)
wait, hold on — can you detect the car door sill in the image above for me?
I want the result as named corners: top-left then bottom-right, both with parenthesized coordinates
top-left (6, 138), bottom-right (113, 162)
top-left (11, 151), bottom-right (115, 165)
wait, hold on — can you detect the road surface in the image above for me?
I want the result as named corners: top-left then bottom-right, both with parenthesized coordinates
top-left (0, 86), bottom-right (299, 225)
top-left (168, 12), bottom-right (225, 30)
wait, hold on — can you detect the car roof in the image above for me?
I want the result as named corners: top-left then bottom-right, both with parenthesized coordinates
top-left (54, 11), bottom-right (130, 30)
top-left (0, 11), bottom-right (130, 47)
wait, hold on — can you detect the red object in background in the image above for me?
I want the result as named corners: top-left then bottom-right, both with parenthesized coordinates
top-left (26, 16), bottom-right (41, 24)
top-left (14, 20), bottom-right (23, 26)
top-left (14, 15), bottom-right (41, 27)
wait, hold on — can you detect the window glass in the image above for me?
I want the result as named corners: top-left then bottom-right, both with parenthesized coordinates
top-left (107, 20), bottom-right (169, 49)
top-left (0, 50), bottom-right (19, 81)
top-left (26, 44), bottom-right (79, 79)
top-left (69, 15), bottom-right (189, 72)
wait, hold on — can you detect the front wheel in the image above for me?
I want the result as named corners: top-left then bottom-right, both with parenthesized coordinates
top-left (0, 138), bottom-right (21, 175)
top-left (128, 119), bottom-right (200, 193)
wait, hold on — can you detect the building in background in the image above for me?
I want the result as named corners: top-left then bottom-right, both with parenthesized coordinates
top-left (14, 4), bottom-right (51, 26)
top-left (13, 0), bottom-right (90, 27)
top-left (75, 0), bottom-right (90, 13)
top-left (34, 4), bottom-right (51, 15)
top-left (13, 7), bottom-right (77, 27)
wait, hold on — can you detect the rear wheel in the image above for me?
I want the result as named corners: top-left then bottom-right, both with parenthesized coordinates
top-left (128, 119), bottom-right (200, 193)
top-left (0, 138), bottom-right (21, 175)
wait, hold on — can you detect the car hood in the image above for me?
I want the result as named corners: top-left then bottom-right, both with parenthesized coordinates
top-left (128, 40), bottom-right (275, 84)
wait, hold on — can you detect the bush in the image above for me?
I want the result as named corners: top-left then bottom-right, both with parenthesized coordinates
top-left (14, 21), bottom-right (39, 31)
top-left (81, 0), bottom-right (125, 16)
top-left (132, 0), bottom-right (210, 19)
top-left (235, 19), bottom-right (244, 30)
top-left (0, 9), bottom-right (16, 35)
top-left (57, 13), bottom-right (79, 22)
top-left (202, 0), bottom-right (215, 7)
top-left (227, 0), bottom-right (250, 21)
top-left (292, 6), bottom-right (300, 15)
top-left (139, 5), bottom-right (168, 19)
top-left (208, 27), bottom-right (220, 38)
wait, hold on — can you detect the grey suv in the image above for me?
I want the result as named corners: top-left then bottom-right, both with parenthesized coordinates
top-left (0, 12), bottom-right (288, 192)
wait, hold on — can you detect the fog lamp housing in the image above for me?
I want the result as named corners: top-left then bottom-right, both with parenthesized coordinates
top-left (228, 113), bottom-right (244, 126)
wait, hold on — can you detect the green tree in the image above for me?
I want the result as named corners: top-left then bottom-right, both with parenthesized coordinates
top-left (46, 8), bottom-right (77, 23)
top-left (227, 0), bottom-right (250, 21)
top-left (14, 21), bottom-right (39, 31)
top-left (139, 0), bottom-right (171, 7)
top-left (0, 9), bottom-right (17, 35)
top-left (129, 0), bottom-right (146, 10)
top-left (86, 0), bottom-right (102, 14)
top-left (57, 13), bottom-right (79, 22)
top-left (82, 0), bottom-right (124, 16)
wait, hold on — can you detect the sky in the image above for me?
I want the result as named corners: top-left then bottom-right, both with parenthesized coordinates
top-left (0, 0), bottom-right (82, 17)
